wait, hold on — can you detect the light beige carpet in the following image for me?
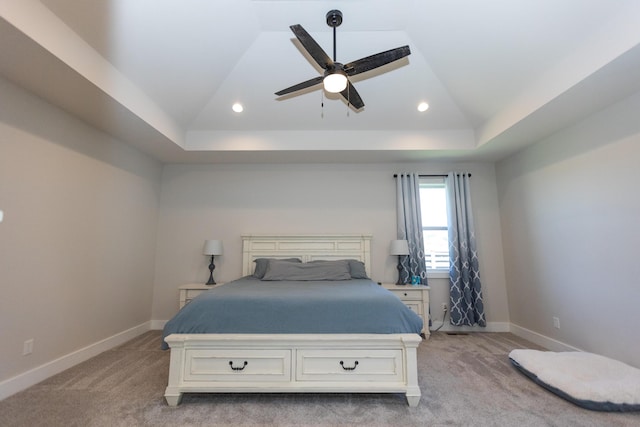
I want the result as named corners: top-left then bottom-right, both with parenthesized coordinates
top-left (0, 331), bottom-right (637, 426)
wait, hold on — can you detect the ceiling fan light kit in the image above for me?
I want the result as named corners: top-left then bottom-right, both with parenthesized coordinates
top-left (323, 68), bottom-right (348, 93)
top-left (275, 9), bottom-right (411, 109)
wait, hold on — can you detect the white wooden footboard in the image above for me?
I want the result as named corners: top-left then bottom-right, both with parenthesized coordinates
top-left (164, 333), bottom-right (422, 407)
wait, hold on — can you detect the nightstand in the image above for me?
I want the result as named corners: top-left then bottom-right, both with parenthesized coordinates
top-left (178, 283), bottom-right (223, 309)
top-left (382, 283), bottom-right (430, 338)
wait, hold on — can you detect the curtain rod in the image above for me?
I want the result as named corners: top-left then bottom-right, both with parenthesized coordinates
top-left (393, 173), bottom-right (472, 178)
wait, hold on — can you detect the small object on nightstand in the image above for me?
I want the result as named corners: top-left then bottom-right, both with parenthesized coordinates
top-left (203, 239), bottom-right (223, 285)
top-left (389, 239), bottom-right (410, 286)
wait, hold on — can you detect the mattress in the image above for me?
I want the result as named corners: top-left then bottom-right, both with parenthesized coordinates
top-left (162, 276), bottom-right (423, 349)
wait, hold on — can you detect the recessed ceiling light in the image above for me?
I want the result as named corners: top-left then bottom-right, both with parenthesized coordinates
top-left (232, 103), bottom-right (244, 113)
top-left (417, 102), bottom-right (429, 112)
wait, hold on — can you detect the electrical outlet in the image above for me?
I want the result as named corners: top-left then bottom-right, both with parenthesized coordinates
top-left (23, 339), bottom-right (34, 355)
top-left (553, 317), bottom-right (560, 329)
top-left (441, 303), bottom-right (448, 312)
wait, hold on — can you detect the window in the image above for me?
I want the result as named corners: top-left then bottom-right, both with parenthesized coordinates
top-left (420, 178), bottom-right (449, 270)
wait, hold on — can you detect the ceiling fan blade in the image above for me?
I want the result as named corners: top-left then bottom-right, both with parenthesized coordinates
top-left (290, 24), bottom-right (333, 70)
top-left (343, 45), bottom-right (411, 76)
top-left (275, 76), bottom-right (324, 96)
top-left (340, 81), bottom-right (364, 109)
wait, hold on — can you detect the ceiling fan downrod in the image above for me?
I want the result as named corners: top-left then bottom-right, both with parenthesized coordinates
top-left (326, 10), bottom-right (342, 62)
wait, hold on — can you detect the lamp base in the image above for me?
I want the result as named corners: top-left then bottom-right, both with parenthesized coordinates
top-left (396, 256), bottom-right (406, 286)
top-left (206, 255), bottom-right (216, 285)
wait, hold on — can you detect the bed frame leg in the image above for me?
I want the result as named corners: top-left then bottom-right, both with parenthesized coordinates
top-left (165, 389), bottom-right (183, 407)
top-left (403, 339), bottom-right (421, 407)
top-left (406, 392), bottom-right (421, 407)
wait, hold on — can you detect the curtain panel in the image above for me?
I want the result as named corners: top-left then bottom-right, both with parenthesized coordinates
top-left (446, 172), bottom-right (486, 327)
top-left (395, 173), bottom-right (428, 285)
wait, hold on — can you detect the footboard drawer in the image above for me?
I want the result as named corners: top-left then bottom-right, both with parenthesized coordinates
top-left (184, 349), bottom-right (291, 382)
top-left (296, 349), bottom-right (404, 382)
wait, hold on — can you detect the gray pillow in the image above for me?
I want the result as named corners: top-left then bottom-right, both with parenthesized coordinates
top-left (346, 259), bottom-right (369, 279)
top-left (253, 258), bottom-right (301, 279)
top-left (262, 259), bottom-right (351, 281)
top-left (309, 259), bottom-right (369, 279)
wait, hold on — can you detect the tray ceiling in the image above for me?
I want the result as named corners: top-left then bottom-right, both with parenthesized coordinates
top-left (1, 0), bottom-right (639, 163)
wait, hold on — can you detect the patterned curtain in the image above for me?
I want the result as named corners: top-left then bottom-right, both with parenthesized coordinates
top-left (395, 173), bottom-right (428, 285)
top-left (446, 172), bottom-right (486, 326)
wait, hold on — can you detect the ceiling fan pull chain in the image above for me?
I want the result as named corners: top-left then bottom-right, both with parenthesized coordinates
top-left (321, 90), bottom-right (324, 119)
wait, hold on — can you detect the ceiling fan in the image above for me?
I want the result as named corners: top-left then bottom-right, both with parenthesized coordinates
top-left (275, 10), bottom-right (411, 110)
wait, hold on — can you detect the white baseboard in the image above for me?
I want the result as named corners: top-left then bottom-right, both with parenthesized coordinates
top-left (430, 321), bottom-right (580, 353)
top-left (509, 323), bottom-right (583, 352)
top-left (150, 319), bottom-right (167, 330)
top-left (429, 321), bottom-right (510, 333)
top-left (0, 321), bottom-right (151, 401)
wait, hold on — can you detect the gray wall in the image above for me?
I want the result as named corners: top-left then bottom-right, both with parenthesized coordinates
top-left (496, 90), bottom-right (640, 367)
top-left (0, 78), bottom-right (162, 383)
top-left (151, 162), bottom-right (509, 327)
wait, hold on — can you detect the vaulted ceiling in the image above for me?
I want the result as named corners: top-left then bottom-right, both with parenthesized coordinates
top-left (1, 0), bottom-right (640, 163)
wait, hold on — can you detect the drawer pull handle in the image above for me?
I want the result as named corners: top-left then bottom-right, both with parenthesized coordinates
top-left (229, 361), bottom-right (248, 371)
top-left (404, 292), bottom-right (408, 296)
top-left (340, 360), bottom-right (359, 371)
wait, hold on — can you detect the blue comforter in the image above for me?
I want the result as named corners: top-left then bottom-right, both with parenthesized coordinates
top-left (162, 277), bottom-right (422, 349)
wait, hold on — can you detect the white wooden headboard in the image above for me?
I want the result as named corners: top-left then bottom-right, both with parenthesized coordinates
top-left (241, 234), bottom-right (372, 276)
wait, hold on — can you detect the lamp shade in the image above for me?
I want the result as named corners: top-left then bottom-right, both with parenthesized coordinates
top-left (389, 239), bottom-right (410, 256)
top-left (203, 239), bottom-right (223, 256)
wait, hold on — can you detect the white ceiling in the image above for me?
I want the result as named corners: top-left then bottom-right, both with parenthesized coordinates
top-left (1, 0), bottom-right (640, 163)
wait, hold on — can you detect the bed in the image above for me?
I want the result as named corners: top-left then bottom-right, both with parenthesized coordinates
top-left (163, 234), bottom-right (424, 407)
